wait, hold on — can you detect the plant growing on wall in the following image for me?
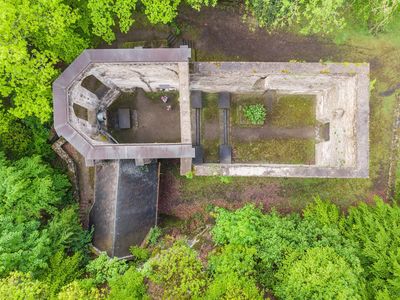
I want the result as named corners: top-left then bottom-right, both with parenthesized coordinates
top-left (243, 104), bottom-right (267, 125)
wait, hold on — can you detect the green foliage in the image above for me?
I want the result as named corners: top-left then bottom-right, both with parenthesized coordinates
top-left (204, 273), bottom-right (263, 300)
top-left (351, 0), bottom-right (400, 33)
top-left (0, 155), bottom-right (90, 278)
top-left (275, 247), bottom-right (365, 299)
top-left (0, 217), bottom-right (50, 276)
top-left (211, 204), bottom-right (362, 289)
top-left (129, 246), bottom-right (150, 264)
top-left (46, 206), bottom-right (92, 255)
top-left (303, 197), bottom-right (343, 227)
top-left (205, 244), bottom-right (264, 299)
top-left (0, 155), bottom-right (70, 222)
top-left (244, 0), bottom-right (399, 35)
top-left (44, 251), bottom-right (83, 297)
top-left (0, 0), bottom-right (89, 128)
top-left (148, 226), bottom-right (162, 245)
top-left (219, 176), bottom-right (231, 184)
top-left (86, 253), bottom-right (128, 286)
top-left (57, 281), bottom-right (104, 300)
top-left (108, 267), bottom-right (149, 300)
top-left (147, 241), bottom-right (207, 298)
top-left (87, 0), bottom-right (138, 44)
top-left (0, 272), bottom-right (48, 300)
top-left (185, 170), bottom-right (194, 179)
top-left (142, 0), bottom-right (180, 24)
top-left (0, 155), bottom-right (89, 277)
top-left (211, 205), bottom-right (264, 246)
top-left (344, 197), bottom-right (400, 298)
top-left (243, 104), bottom-right (266, 125)
top-left (186, 0), bottom-right (217, 10)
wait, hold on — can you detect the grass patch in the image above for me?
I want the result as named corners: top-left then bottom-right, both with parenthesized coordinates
top-left (202, 93), bottom-right (219, 121)
top-left (203, 139), bottom-right (219, 163)
top-left (269, 95), bottom-right (317, 128)
top-left (232, 138), bottom-right (315, 164)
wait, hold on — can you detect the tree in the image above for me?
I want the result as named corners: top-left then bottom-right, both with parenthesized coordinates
top-left (0, 0), bottom-right (89, 126)
top-left (0, 154), bottom-right (69, 222)
top-left (351, 0), bottom-right (400, 33)
top-left (274, 247), bottom-right (365, 300)
top-left (0, 155), bottom-right (90, 277)
top-left (141, 0), bottom-right (181, 25)
top-left (87, 0), bottom-right (138, 44)
top-left (244, 0), bottom-right (347, 35)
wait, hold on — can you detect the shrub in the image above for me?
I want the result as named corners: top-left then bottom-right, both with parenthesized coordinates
top-left (108, 267), bottom-right (149, 300)
top-left (147, 240), bottom-right (207, 298)
top-left (274, 247), bottom-right (365, 299)
top-left (148, 226), bottom-right (162, 245)
top-left (243, 104), bottom-right (266, 125)
top-left (211, 205), bottom-right (264, 246)
top-left (208, 244), bottom-right (257, 277)
top-left (0, 271), bottom-right (48, 300)
top-left (43, 251), bottom-right (83, 297)
top-left (86, 253), bottom-right (128, 286)
top-left (204, 272), bottom-right (263, 300)
top-left (129, 246), bottom-right (150, 264)
top-left (303, 197), bottom-right (344, 227)
top-left (57, 281), bottom-right (104, 300)
top-left (205, 244), bottom-right (264, 299)
top-left (211, 204), bottom-right (361, 289)
top-left (344, 197), bottom-right (400, 298)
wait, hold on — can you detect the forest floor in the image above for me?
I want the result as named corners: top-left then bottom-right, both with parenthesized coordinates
top-left (99, 6), bottom-right (400, 222)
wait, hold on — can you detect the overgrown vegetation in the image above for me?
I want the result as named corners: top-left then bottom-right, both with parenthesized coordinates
top-left (232, 138), bottom-right (315, 164)
top-left (243, 104), bottom-right (267, 125)
top-left (1, 0), bottom-right (400, 298)
top-left (269, 95), bottom-right (317, 128)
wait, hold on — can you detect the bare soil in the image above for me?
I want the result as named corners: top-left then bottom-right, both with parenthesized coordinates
top-left (178, 7), bottom-right (342, 62)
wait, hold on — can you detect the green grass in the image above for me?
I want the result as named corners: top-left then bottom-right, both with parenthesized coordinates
top-left (201, 93), bottom-right (220, 162)
top-left (202, 93), bottom-right (219, 121)
top-left (203, 139), bottom-right (219, 163)
top-left (232, 138), bottom-right (315, 164)
top-left (269, 95), bottom-right (317, 128)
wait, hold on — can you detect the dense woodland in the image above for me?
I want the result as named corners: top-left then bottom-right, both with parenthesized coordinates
top-left (1, 0), bottom-right (400, 299)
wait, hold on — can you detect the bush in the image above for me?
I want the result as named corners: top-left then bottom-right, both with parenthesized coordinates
top-left (211, 204), bottom-right (361, 289)
top-left (108, 267), bottom-right (149, 300)
top-left (43, 251), bottom-right (83, 297)
top-left (274, 247), bottom-right (365, 300)
top-left (129, 246), bottom-right (150, 264)
top-left (344, 198), bottom-right (400, 298)
top-left (147, 240), bottom-right (207, 298)
top-left (57, 281), bottom-right (104, 300)
top-left (243, 104), bottom-right (267, 125)
top-left (205, 244), bottom-right (264, 299)
top-left (0, 271), bottom-right (48, 300)
top-left (148, 226), bottom-right (162, 245)
top-left (86, 253), bottom-right (128, 286)
top-left (204, 272), bottom-right (263, 300)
